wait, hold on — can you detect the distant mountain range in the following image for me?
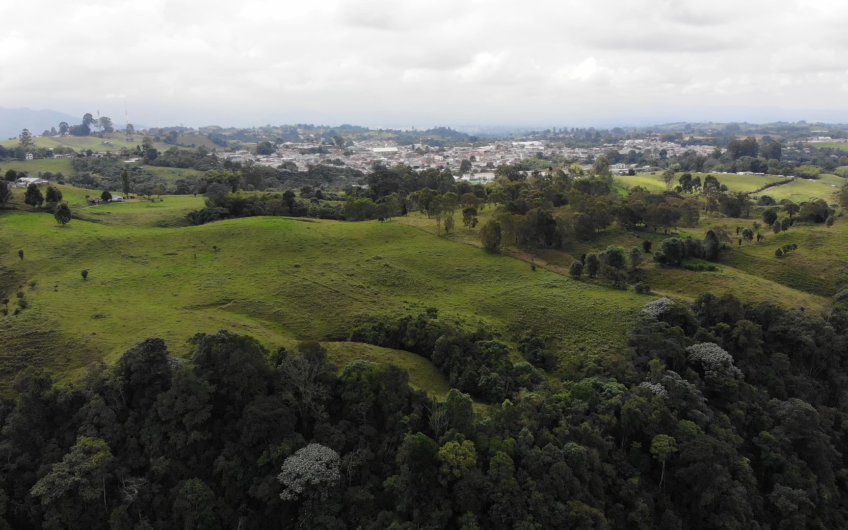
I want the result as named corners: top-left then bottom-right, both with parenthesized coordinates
top-left (0, 107), bottom-right (81, 142)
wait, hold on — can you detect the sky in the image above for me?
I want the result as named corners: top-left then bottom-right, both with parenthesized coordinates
top-left (2, 0), bottom-right (848, 129)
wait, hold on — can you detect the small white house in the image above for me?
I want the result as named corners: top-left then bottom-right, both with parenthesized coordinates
top-left (110, 195), bottom-right (125, 202)
top-left (15, 177), bottom-right (48, 188)
top-left (25, 153), bottom-right (33, 160)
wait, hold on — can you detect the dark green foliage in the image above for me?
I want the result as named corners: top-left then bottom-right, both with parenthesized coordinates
top-left (350, 310), bottom-right (534, 402)
top-left (100, 190), bottom-right (112, 202)
top-left (53, 202), bottom-right (71, 226)
top-left (5, 293), bottom-right (848, 530)
top-left (44, 186), bottom-right (63, 203)
top-left (586, 253), bottom-right (600, 278)
top-left (480, 220), bottom-right (502, 253)
top-left (569, 260), bottom-right (584, 279)
top-left (24, 183), bottom-right (43, 207)
top-left (80, 269), bottom-right (88, 280)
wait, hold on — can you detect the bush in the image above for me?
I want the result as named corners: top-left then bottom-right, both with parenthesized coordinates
top-left (569, 260), bottom-right (584, 279)
top-left (635, 282), bottom-right (651, 294)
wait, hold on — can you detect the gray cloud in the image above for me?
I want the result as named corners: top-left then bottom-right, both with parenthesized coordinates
top-left (1, 0), bottom-right (847, 127)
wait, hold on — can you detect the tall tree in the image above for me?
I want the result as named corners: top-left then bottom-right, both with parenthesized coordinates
top-left (54, 202), bottom-right (72, 226)
top-left (19, 129), bottom-right (34, 151)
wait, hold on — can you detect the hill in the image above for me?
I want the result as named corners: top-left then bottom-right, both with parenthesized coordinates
top-left (0, 107), bottom-right (79, 141)
top-left (0, 191), bottom-right (651, 393)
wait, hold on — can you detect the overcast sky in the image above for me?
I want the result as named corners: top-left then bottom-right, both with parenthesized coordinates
top-left (3, 0), bottom-right (848, 128)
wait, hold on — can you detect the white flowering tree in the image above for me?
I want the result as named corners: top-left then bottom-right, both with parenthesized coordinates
top-left (278, 443), bottom-right (341, 502)
top-left (641, 297), bottom-right (674, 318)
top-left (686, 342), bottom-right (743, 388)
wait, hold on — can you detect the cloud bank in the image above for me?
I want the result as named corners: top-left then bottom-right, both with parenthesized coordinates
top-left (2, 0), bottom-right (848, 127)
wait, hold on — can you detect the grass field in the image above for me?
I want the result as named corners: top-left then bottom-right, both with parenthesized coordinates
top-left (0, 203), bottom-right (654, 393)
top-left (616, 172), bottom-right (788, 194)
top-left (808, 142), bottom-right (848, 151)
top-left (0, 132), bottom-right (219, 154)
top-left (1, 176), bottom-right (843, 395)
top-left (751, 174), bottom-right (843, 204)
top-left (0, 158), bottom-right (74, 176)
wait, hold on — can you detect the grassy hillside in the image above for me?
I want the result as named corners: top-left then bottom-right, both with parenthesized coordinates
top-left (0, 158), bottom-right (74, 176)
top-left (0, 204), bottom-right (653, 393)
top-left (0, 131), bottom-right (219, 154)
top-left (617, 172), bottom-right (788, 193)
top-left (1, 171), bottom-right (843, 395)
top-left (751, 173), bottom-right (843, 204)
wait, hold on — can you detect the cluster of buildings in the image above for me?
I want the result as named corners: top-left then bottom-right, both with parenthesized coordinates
top-left (220, 137), bottom-right (722, 179)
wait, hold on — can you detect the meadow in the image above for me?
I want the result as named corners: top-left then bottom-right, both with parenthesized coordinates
top-left (0, 132), bottom-right (217, 154)
top-left (0, 166), bottom-right (844, 395)
top-left (0, 194), bottom-right (652, 394)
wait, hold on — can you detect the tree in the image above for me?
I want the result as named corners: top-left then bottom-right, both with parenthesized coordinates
top-left (4, 169), bottom-right (17, 182)
top-left (651, 434), bottom-right (677, 491)
top-left (783, 201), bottom-right (799, 218)
top-left (762, 208), bottom-right (778, 226)
top-left (462, 207), bottom-right (478, 228)
top-left (460, 159), bottom-right (472, 174)
top-left (24, 183), bottom-right (44, 207)
top-left (703, 230), bottom-right (722, 261)
top-left (98, 116), bottom-right (114, 133)
top-left (605, 245), bottom-right (627, 270)
top-left (120, 169), bottom-right (131, 197)
top-left (661, 169), bottom-right (676, 190)
top-left (742, 228), bottom-right (754, 242)
top-left (30, 436), bottom-right (114, 513)
top-left (278, 443), bottom-right (341, 501)
top-left (45, 186), bottom-right (63, 203)
top-left (642, 240), bottom-right (652, 253)
top-left (826, 215), bottom-right (835, 228)
top-left (0, 180), bottom-right (11, 209)
top-left (444, 214), bottom-right (455, 234)
top-left (19, 129), bottom-right (34, 151)
top-left (82, 113), bottom-right (95, 128)
top-left (630, 247), bottom-right (643, 270)
top-left (592, 155), bottom-right (611, 178)
top-left (101, 190), bottom-right (112, 202)
top-left (172, 478), bottom-right (220, 530)
top-left (59, 121), bottom-right (69, 135)
top-left (54, 202), bottom-right (72, 226)
top-left (569, 260), bottom-right (584, 278)
top-left (772, 220), bottom-right (782, 234)
top-left (480, 220), bottom-right (502, 252)
top-left (586, 253), bottom-right (600, 278)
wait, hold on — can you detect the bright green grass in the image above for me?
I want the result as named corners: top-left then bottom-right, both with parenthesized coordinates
top-left (617, 172), bottom-right (787, 194)
top-left (397, 209), bottom-right (831, 312)
top-left (322, 342), bottom-right (450, 397)
top-left (0, 158), bottom-right (74, 176)
top-left (142, 166), bottom-right (205, 184)
top-left (0, 212), bottom-right (651, 392)
top-left (808, 142), bottom-right (848, 151)
top-left (752, 174), bottom-right (843, 204)
top-left (0, 133), bottom-right (172, 153)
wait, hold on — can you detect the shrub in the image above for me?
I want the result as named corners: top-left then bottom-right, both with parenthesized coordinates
top-left (569, 260), bottom-right (584, 279)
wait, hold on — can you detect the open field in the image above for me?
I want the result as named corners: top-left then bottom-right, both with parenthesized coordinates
top-left (809, 142), bottom-right (848, 151)
top-left (0, 132), bottom-right (219, 153)
top-left (616, 172), bottom-right (789, 194)
top-left (751, 174), bottom-right (843, 204)
top-left (2, 175), bottom-right (844, 395)
top-left (0, 158), bottom-right (74, 176)
top-left (0, 203), bottom-right (653, 393)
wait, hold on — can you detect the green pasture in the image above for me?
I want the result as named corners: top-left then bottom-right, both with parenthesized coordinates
top-left (0, 132), bottom-right (220, 154)
top-left (808, 142), bottom-right (848, 151)
top-left (617, 172), bottom-right (788, 194)
top-left (0, 158), bottom-right (74, 176)
top-left (752, 174), bottom-right (843, 204)
top-left (0, 208), bottom-right (650, 392)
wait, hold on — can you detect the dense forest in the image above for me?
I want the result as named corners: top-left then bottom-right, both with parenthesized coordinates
top-left (2, 291), bottom-right (848, 529)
